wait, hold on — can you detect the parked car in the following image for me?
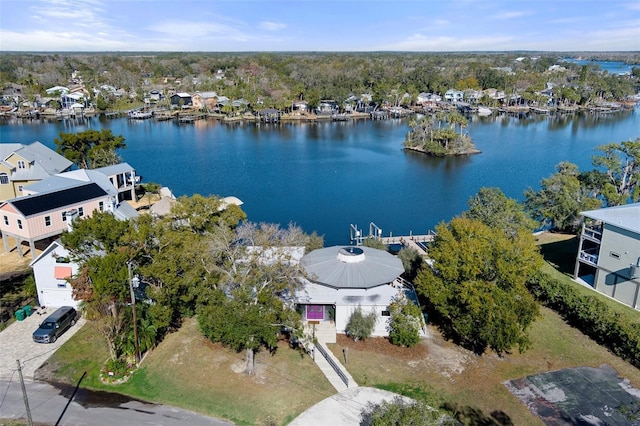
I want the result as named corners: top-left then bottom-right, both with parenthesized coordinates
top-left (32, 306), bottom-right (77, 343)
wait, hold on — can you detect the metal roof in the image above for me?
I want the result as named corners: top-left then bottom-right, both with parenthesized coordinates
top-left (301, 246), bottom-right (403, 289)
top-left (581, 203), bottom-right (640, 235)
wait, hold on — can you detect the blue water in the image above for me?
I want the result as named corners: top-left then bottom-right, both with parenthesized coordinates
top-left (562, 59), bottom-right (639, 75)
top-left (1, 109), bottom-right (639, 245)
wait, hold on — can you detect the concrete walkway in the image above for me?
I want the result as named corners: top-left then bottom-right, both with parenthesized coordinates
top-left (311, 342), bottom-right (357, 392)
top-left (289, 387), bottom-right (412, 426)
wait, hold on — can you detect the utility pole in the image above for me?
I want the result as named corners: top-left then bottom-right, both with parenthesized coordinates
top-left (127, 262), bottom-right (140, 364)
top-left (16, 359), bottom-right (33, 426)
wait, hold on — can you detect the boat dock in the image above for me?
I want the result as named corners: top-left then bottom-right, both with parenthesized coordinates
top-left (380, 234), bottom-right (434, 256)
top-left (350, 223), bottom-right (435, 256)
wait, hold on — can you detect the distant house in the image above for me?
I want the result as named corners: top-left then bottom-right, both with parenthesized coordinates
top-left (295, 246), bottom-right (409, 343)
top-left (30, 240), bottom-right (80, 308)
top-left (292, 100), bottom-right (309, 113)
top-left (417, 92), bottom-right (442, 106)
top-left (0, 142), bottom-right (73, 202)
top-left (444, 89), bottom-right (464, 102)
top-left (170, 93), bottom-right (192, 108)
top-left (574, 203), bottom-right (640, 309)
top-left (0, 181), bottom-right (138, 258)
top-left (60, 92), bottom-right (85, 109)
top-left (45, 86), bottom-right (69, 95)
top-left (148, 89), bottom-right (163, 103)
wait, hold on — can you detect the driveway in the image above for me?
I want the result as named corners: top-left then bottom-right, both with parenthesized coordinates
top-left (0, 306), bottom-right (84, 380)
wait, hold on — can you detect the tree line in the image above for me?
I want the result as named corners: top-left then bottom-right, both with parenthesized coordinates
top-left (2, 52), bottom-right (639, 111)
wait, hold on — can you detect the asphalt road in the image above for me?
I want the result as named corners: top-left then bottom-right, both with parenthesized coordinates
top-left (0, 379), bottom-right (233, 425)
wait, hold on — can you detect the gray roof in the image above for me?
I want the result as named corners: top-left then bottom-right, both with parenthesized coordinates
top-left (94, 162), bottom-right (134, 176)
top-left (581, 203), bottom-right (640, 235)
top-left (301, 246), bottom-right (403, 289)
top-left (112, 200), bottom-right (139, 221)
top-left (0, 141), bottom-right (72, 176)
top-left (25, 169), bottom-right (119, 197)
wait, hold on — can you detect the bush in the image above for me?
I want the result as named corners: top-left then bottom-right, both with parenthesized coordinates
top-left (527, 271), bottom-right (640, 369)
top-left (360, 397), bottom-right (453, 426)
top-left (346, 306), bottom-right (377, 341)
top-left (388, 296), bottom-right (422, 347)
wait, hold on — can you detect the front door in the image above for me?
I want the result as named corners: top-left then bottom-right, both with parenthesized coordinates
top-left (306, 305), bottom-right (324, 320)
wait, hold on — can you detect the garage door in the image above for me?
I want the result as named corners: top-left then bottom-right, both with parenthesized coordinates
top-left (40, 289), bottom-right (79, 308)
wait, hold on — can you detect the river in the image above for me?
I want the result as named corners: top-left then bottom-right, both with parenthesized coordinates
top-left (1, 109), bottom-right (639, 245)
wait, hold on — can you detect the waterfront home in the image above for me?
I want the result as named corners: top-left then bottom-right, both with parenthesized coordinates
top-left (30, 240), bottom-right (80, 308)
top-left (0, 142), bottom-right (73, 202)
top-left (296, 245), bottom-right (406, 343)
top-left (445, 89), bottom-right (464, 102)
top-left (170, 93), bottom-right (192, 108)
top-left (1, 180), bottom-right (138, 258)
top-left (292, 100), bottom-right (309, 113)
top-left (574, 203), bottom-right (640, 309)
top-left (23, 162), bottom-right (139, 202)
top-left (192, 91), bottom-right (217, 110)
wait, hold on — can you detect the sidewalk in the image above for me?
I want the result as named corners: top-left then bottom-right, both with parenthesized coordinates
top-left (289, 387), bottom-right (412, 426)
top-left (310, 342), bottom-right (357, 392)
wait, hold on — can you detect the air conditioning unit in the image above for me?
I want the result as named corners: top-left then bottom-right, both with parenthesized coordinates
top-left (631, 258), bottom-right (640, 279)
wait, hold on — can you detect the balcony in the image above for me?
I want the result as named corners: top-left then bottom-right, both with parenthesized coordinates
top-left (583, 226), bottom-right (602, 243)
top-left (579, 250), bottom-right (599, 266)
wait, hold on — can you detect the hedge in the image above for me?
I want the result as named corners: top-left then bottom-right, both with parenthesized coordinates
top-left (527, 271), bottom-right (640, 368)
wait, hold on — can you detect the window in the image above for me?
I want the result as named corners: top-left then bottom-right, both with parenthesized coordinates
top-left (0, 173), bottom-right (8, 185)
top-left (99, 201), bottom-right (104, 211)
top-left (610, 252), bottom-right (621, 260)
top-left (381, 310), bottom-right (391, 317)
top-left (17, 219), bottom-right (22, 229)
top-left (2, 215), bottom-right (7, 226)
top-left (62, 211), bottom-right (67, 222)
top-left (57, 283), bottom-right (67, 288)
top-left (44, 216), bottom-right (51, 227)
top-left (17, 185), bottom-right (23, 192)
top-left (78, 207), bottom-right (84, 217)
top-left (17, 160), bottom-right (25, 169)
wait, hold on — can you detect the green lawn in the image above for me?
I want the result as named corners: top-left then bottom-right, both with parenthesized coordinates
top-left (34, 231), bottom-right (640, 425)
top-left (37, 318), bottom-right (334, 426)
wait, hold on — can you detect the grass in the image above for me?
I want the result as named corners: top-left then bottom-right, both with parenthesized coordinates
top-left (34, 231), bottom-right (640, 425)
top-left (38, 317), bottom-right (335, 425)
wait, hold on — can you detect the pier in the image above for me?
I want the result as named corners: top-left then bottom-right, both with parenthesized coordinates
top-left (350, 223), bottom-right (435, 256)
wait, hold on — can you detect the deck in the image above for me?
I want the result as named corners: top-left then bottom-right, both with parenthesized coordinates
top-left (380, 234), bottom-right (434, 256)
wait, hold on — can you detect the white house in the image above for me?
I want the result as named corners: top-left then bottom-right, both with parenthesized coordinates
top-left (296, 245), bottom-right (406, 343)
top-left (30, 240), bottom-right (80, 308)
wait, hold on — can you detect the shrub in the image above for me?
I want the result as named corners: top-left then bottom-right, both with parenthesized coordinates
top-left (527, 271), bottom-right (640, 369)
top-left (388, 295), bottom-right (422, 347)
top-left (346, 306), bottom-right (377, 341)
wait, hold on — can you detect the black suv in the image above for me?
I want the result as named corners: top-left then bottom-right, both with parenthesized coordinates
top-left (32, 306), bottom-right (77, 344)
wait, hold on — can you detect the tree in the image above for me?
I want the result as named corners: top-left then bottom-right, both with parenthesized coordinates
top-left (464, 187), bottom-right (537, 236)
top-left (415, 217), bottom-right (542, 355)
top-left (198, 222), bottom-right (311, 374)
top-left (397, 247), bottom-right (423, 281)
top-left (54, 129), bottom-right (126, 169)
top-left (345, 306), bottom-right (377, 341)
top-left (387, 294), bottom-right (422, 347)
top-left (524, 162), bottom-right (601, 232)
top-left (591, 138), bottom-right (640, 205)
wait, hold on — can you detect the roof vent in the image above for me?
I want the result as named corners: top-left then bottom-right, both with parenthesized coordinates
top-left (337, 247), bottom-right (365, 263)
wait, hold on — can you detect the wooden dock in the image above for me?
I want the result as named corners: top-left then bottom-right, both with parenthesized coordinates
top-left (379, 234), bottom-right (435, 256)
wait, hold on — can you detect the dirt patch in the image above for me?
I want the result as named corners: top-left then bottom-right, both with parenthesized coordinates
top-left (336, 333), bottom-right (427, 361)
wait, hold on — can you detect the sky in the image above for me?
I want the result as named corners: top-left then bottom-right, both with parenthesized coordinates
top-left (0, 0), bottom-right (638, 52)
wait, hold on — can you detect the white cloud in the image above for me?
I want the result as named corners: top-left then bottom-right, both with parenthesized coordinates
top-left (492, 10), bottom-right (531, 20)
top-left (259, 21), bottom-right (286, 31)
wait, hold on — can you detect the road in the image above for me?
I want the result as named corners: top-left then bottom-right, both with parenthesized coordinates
top-left (0, 379), bottom-right (233, 425)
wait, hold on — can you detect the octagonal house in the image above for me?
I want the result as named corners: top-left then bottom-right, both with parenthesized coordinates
top-left (296, 245), bottom-right (405, 343)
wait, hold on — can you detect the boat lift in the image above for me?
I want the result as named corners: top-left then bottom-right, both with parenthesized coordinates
top-left (350, 222), bottom-right (383, 245)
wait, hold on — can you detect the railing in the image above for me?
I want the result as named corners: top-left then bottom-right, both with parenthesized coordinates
top-left (579, 250), bottom-right (599, 265)
top-left (583, 227), bottom-right (602, 242)
top-left (315, 344), bottom-right (349, 388)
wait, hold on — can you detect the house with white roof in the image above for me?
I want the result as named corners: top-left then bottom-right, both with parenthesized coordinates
top-left (0, 142), bottom-right (73, 202)
top-left (574, 203), bottom-right (640, 309)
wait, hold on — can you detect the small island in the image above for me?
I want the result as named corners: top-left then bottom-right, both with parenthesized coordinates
top-left (403, 111), bottom-right (480, 156)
